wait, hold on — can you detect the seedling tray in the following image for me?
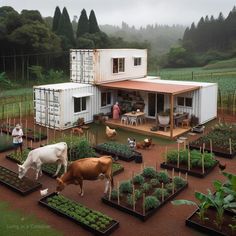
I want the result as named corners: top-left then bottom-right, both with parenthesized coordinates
top-left (102, 183), bottom-right (188, 221)
top-left (186, 208), bottom-right (235, 236)
top-left (189, 144), bottom-right (235, 159)
top-left (39, 192), bottom-right (119, 236)
top-left (94, 146), bottom-right (136, 162)
top-left (160, 161), bottom-right (218, 178)
top-left (0, 166), bottom-right (42, 195)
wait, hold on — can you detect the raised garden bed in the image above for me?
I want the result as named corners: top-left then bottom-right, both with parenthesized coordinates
top-left (39, 192), bottom-right (119, 235)
top-left (0, 133), bottom-right (15, 152)
top-left (160, 149), bottom-right (218, 178)
top-left (102, 167), bottom-right (188, 221)
top-left (189, 123), bottom-right (236, 159)
top-left (0, 165), bottom-right (42, 195)
top-left (94, 142), bottom-right (141, 162)
top-left (186, 207), bottom-right (235, 236)
top-left (6, 149), bottom-right (124, 178)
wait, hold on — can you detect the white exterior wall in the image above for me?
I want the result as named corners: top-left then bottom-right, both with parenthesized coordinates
top-left (199, 84), bottom-right (218, 124)
top-left (70, 49), bottom-right (147, 84)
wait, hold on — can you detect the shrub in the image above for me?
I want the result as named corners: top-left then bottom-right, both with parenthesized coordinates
top-left (134, 189), bottom-right (143, 200)
top-left (145, 196), bottom-right (160, 211)
top-left (153, 188), bottom-right (169, 200)
top-left (142, 167), bottom-right (157, 178)
top-left (150, 178), bottom-right (160, 187)
top-left (141, 183), bottom-right (151, 193)
top-left (173, 176), bottom-right (187, 189)
top-left (157, 171), bottom-right (169, 183)
top-left (132, 174), bottom-right (145, 185)
top-left (110, 189), bottom-right (118, 200)
top-left (127, 194), bottom-right (135, 206)
top-left (119, 180), bottom-right (132, 193)
top-left (165, 183), bottom-right (174, 193)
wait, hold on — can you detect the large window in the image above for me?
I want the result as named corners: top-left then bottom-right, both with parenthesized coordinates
top-left (101, 92), bottom-right (111, 107)
top-left (177, 97), bottom-right (192, 108)
top-left (113, 58), bottom-right (125, 73)
top-left (134, 57), bottom-right (141, 66)
top-left (74, 97), bottom-right (86, 113)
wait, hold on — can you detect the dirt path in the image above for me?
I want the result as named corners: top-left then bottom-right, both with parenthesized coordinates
top-left (0, 116), bottom-right (235, 236)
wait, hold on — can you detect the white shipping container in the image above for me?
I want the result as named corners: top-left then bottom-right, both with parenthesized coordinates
top-left (70, 49), bottom-right (147, 84)
top-left (34, 82), bottom-right (115, 130)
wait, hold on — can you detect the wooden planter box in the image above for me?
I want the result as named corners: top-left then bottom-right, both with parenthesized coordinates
top-left (160, 161), bottom-right (218, 178)
top-left (94, 146), bottom-right (138, 162)
top-left (189, 144), bottom-right (235, 159)
top-left (39, 192), bottom-right (119, 236)
top-left (0, 166), bottom-right (42, 195)
top-left (102, 183), bottom-right (188, 221)
top-left (186, 208), bottom-right (235, 236)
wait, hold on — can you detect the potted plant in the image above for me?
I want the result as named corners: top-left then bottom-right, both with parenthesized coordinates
top-left (157, 109), bottom-right (170, 125)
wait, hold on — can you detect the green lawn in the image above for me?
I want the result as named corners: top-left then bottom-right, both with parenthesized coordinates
top-left (0, 202), bottom-right (62, 236)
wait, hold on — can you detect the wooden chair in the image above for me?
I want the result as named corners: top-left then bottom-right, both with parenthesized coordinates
top-left (182, 119), bottom-right (190, 128)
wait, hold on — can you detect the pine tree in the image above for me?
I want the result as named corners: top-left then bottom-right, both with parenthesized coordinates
top-left (89, 10), bottom-right (100, 33)
top-left (76, 9), bottom-right (89, 38)
top-left (52, 6), bottom-right (61, 32)
top-left (57, 7), bottom-right (75, 47)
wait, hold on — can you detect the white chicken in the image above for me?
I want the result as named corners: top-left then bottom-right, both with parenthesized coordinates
top-left (40, 188), bottom-right (48, 196)
top-left (106, 126), bottom-right (117, 139)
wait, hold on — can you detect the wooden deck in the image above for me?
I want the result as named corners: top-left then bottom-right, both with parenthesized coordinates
top-left (105, 118), bottom-right (191, 139)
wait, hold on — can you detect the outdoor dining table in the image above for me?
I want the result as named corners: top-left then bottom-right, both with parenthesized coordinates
top-left (123, 111), bottom-right (145, 125)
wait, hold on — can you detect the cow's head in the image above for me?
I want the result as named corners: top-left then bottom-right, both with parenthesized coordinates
top-left (17, 164), bottom-right (26, 179)
top-left (56, 177), bottom-right (65, 192)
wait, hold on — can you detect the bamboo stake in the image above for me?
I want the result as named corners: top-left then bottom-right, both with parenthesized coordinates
top-left (143, 193), bottom-right (145, 216)
top-left (188, 150), bottom-right (191, 171)
top-left (210, 139), bottom-right (212, 154)
top-left (203, 143), bottom-right (205, 153)
top-left (132, 184), bottom-right (135, 211)
top-left (178, 172), bottom-right (181, 177)
top-left (177, 142), bottom-right (180, 168)
top-left (30, 140), bottom-right (33, 149)
top-left (172, 168), bottom-right (174, 180)
top-left (185, 172), bottom-right (188, 181)
top-left (46, 127), bottom-right (49, 145)
top-left (202, 152), bottom-right (205, 174)
top-left (161, 183), bottom-right (164, 202)
top-left (229, 138), bottom-right (232, 155)
top-left (117, 181), bottom-right (120, 205)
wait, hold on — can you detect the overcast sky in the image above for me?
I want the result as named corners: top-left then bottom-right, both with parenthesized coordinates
top-left (1, 0), bottom-right (235, 27)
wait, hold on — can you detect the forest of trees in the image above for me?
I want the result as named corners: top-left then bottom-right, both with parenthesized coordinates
top-left (161, 6), bottom-right (236, 68)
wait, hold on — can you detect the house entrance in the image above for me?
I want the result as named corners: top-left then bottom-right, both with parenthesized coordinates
top-left (148, 93), bottom-right (164, 117)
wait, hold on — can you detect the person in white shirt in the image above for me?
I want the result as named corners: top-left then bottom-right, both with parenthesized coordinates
top-left (12, 124), bottom-right (23, 156)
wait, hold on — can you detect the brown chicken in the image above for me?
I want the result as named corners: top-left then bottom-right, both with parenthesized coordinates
top-left (136, 138), bottom-right (153, 149)
top-left (218, 162), bottom-right (226, 172)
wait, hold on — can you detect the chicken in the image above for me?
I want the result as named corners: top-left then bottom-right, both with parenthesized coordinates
top-left (106, 126), bottom-right (117, 139)
top-left (72, 127), bottom-right (84, 135)
top-left (40, 188), bottom-right (48, 196)
top-left (136, 138), bottom-right (153, 149)
top-left (218, 162), bottom-right (226, 172)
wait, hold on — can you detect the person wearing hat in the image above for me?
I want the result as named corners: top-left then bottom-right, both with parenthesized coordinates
top-left (12, 124), bottom-right (24, 156)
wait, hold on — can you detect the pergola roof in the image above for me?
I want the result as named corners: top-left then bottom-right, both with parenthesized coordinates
top-left (99, 80), bottom-right (200, 95)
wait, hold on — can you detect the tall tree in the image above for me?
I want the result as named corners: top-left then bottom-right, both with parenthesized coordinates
top-left (52, 6), bottom-right (61, 32)
top-left (76, 9), bottom-right (89, 38)
top-left (89, 10), bottom-right (100, 33)
top-left (57, 7), bottom-right (75, 48)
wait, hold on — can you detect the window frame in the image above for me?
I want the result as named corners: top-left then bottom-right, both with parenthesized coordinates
top-left (134, 57), bottom-right (142, 66)
top-left (112, 58), bottom-right (125, 74)
top-left (101, 91), bottom-right (112, 107)
top-left (74, 97), bottom-right (87, 113)
top-left (177, 96), bottom-right (193, 108)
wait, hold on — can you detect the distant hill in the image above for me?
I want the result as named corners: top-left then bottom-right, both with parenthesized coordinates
top-left (100, 22), bottom-right (186, 56)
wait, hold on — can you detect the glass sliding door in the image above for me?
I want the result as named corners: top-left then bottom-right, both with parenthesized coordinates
top-left (148, 93), bottom-right (164, 117)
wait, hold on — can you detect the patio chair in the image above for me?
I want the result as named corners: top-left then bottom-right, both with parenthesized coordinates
top-left (121, 115), bottom-right (128, 125)
top-left (129, 116), bottom-right (138, 126)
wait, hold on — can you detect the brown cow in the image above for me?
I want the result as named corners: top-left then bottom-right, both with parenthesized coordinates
top-left (56, 156), bottom-right (113, 196)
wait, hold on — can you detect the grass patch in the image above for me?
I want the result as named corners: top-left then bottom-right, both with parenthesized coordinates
top-left (203, 58), bottom-right (236, 70)
top-left (89, 123), bottom-right (174, 145)
top-left (0, 88), bottom-right (33, 98)
top-left (0, 201), bottom-right (61, 236)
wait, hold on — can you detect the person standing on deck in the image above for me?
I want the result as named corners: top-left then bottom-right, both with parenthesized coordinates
top-left (113, 102), bottom-right (120, 120)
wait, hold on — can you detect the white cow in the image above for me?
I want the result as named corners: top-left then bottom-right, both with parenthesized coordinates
top-left (18, 142), bottom-right (68, 180)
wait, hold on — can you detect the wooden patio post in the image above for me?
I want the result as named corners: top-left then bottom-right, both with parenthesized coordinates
top-left (170, 94), bottom-right (174, 138)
